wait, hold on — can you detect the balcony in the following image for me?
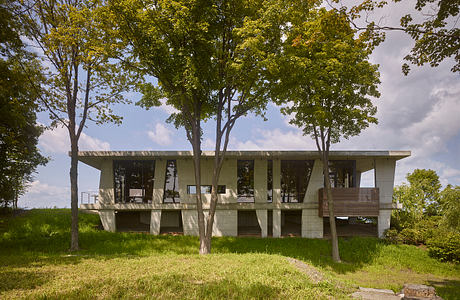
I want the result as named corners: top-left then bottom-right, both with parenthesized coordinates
top-left (318, 188), bottom-right (379, 217)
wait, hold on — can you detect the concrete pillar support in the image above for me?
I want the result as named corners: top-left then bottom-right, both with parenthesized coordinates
top-left (273, 209), bottom-right (281, 237)
top-left (375, 158), bottom-right (396, 238)
top-left (256, 209), bottom-right (268, 237)
top-left (302, 209), bottom-right (323, 238)
top-left (150, 209), bottom-right (161, 235)
top-left (99, 210), bottom-right (116, 232)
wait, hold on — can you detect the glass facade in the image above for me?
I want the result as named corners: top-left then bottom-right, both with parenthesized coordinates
top-left (113, 160), bottom-right (155, 203)
top-left (267, 160), bottom-right (273, 202)
top-left (187, 185), bottom-right (226, 194)
top-left (280, 160), bottom-right (314, 203)
top-left (163, 160), bottom-right (180, 203)
top-left (328, 160), bottom-right (356, 188)
top-left (237, 160), bottom-right (254, 202)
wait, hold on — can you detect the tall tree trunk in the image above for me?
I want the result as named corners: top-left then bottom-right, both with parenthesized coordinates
top-left (190, 122), bottom-right (208, 255)
top-left (322, 153), bottom-right (340, 262)
top-left (69, 136), bottom-right (79, 252)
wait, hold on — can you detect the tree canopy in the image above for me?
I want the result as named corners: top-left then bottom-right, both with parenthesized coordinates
top-left (109, 0), bottom-right (314, 253)
top-left (348, 0), bottom-right (460, 74)
top-left (270, 7), bottom-right (381, 262)
top-left (18, 0), bottom-right (136, 250)
top-left (0, 0), bottom-right (48, 208)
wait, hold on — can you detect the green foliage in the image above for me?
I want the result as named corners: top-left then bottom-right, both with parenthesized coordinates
top-left (18, 0), bottom-right (136, 129)
top-left (1, 209), bottom-right (459, 299)
top-left (350, 0), bottom-right (460, 74)
top-left (427, 230), bottom-right (460, 263)
top-left (271, 7), bottom-right (380, 146)
top-left (0, 1), bottom-right (48, 206)
top-left (440, 185), bottom-right (460, 232)
top-left (392, 169), bottom-right (442, 227)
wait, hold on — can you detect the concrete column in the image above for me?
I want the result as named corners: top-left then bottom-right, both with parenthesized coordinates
top-left (302, 209), bottom-right (323, 238)
top-left (254, 159), bottom-right (267, 203)
top-left (273, 209), bottom-right (281, 237)
top-left (300, 159), bottom-right (324, 238)
top-left (375, 158), bottom-right (396, 238)
top-left (150, 209), bottom-right (161, 235)
top-left (256, 209), bottom-right (268, 237)
top-left (378, 210), bottom-right (392, 238)
top-left (211, 210), bottom-right (237, 237)
top-left (153, 159), bottom-right (167, 204)
top-left (99, 210), bottom-right (116, 232)
top-left (182, 210), bottom-right (199, 236)
top-left (99, 159), bottom-right (114, 204)
top-left (273, 159), bottom-right (281, 204)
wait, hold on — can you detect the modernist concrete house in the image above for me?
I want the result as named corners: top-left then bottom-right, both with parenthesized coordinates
top-left (79, 150), bottom-right (410, 238)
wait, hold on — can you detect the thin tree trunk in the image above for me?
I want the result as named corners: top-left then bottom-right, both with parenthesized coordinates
top-left (69, 136), bottom-right (79, 252)
top-left (190, 122), bottom-right (208, 255)
top-left (322, 153), bottom-right (340, 262)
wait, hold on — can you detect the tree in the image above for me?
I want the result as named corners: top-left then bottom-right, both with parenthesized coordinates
top-left (270, 8), bottom-right (381, 262)
top-left (392, 169), bottom-right (442, 227)
top-left (440, 185), bottom-right (460, 232)
top-left (0, 0), bottom-right (48, 208)
top-left (109, 0), bottom-right (306, 253)
top-left (347, 0), bottom-right (460, 74)
top-left (18, 0), bottom-right (134, 251)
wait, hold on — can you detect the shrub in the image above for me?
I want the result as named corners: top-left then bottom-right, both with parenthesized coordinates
top-left (426, 231), bottom-right (460, 263)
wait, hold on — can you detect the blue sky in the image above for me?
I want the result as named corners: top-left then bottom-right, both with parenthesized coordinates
top-left (20, 1), bottom-right (460, 208)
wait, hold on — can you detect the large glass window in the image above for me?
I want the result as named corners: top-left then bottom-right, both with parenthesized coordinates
top-left (163, 160), bottom-right (180, 203)
top-left (328, 160), bottom-right (356, 188)
top-left (267, 160), bottom-right (273, 202)
top-left (237, 160), bottom-right (254, 202)
top-left (114, 160), bottom-right (155, 204)
top-left (281, 160), bottom-right (314, 203)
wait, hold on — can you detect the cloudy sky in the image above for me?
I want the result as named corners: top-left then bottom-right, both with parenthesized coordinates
top-left (19, 1), bottom-right (460, 208)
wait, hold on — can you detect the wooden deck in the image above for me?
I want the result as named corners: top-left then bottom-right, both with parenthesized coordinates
top-left (318, 188), bottom-right (380, 217)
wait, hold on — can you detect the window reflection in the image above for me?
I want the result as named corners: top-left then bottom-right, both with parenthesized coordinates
top-left (267, 160), bottom-right (273, 202)
top-left (281, 160), bottom-right (314, 203)
top-left (187, 185), bottom-right (226, 194)
top-left (113, 160), bottom-right (155, 203)
top-left (237, 160), bottom-right (254, 202)
top-left (328, 160), bottom-right (356, 188)
top-left (163, 160), bottom-right (180, 203)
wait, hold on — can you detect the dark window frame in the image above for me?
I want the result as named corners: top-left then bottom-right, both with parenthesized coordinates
top-left (328, 160), bottom-right (357, 188)
top-left (237, 160), bottom-right (255, 202)
top-left (163, 160), bottom-right (180, 203)
top-left (113, 160), bottom-right (155, 204)
top-left (280, 160), bottom-right (314, 203)
top-left (267, 160), bottom-right (273, 202)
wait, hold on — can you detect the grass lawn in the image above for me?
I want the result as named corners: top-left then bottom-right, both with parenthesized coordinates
top-left (1, 209), bottom-right (459, 299)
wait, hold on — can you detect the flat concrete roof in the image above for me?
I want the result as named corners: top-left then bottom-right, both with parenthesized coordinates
top-left (76, 150), bottom-right (411, 170)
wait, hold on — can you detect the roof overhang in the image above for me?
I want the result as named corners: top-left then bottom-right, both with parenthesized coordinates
top-left (75, 150), bottom-right (411, 171)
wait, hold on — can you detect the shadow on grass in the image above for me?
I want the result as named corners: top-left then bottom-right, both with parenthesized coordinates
top-left (0, 269), bottom-right (51, 292)
top-left (0, 209), bottom-right (386, 273)
top-left (428, 279), bottom-right (460, 300)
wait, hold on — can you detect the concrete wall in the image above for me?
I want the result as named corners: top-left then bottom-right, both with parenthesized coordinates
top-left (302, 159), bottom-right (324, 238)
top-left (94, 155), bottom-right (400, 239)
top-left (181, 209), bottom-right (237, 236)
top-left (99, 160), bottom-right (114, 204)
top-left (375, 158), bottom-right (396, 237)
top-left (99, 210), bottom-right (116, 232)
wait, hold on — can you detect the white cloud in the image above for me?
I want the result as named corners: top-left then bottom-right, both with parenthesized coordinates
top-left (39, 125), bottom-right (110, 153)
top-left (19, 181), bottom-right (70, 208)
top-left (147, 123), bottom-right (174, 146)
top-left (158, 98), bottom-right (180, 115)
top-left (202, 138), bottom-right (215, 150)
